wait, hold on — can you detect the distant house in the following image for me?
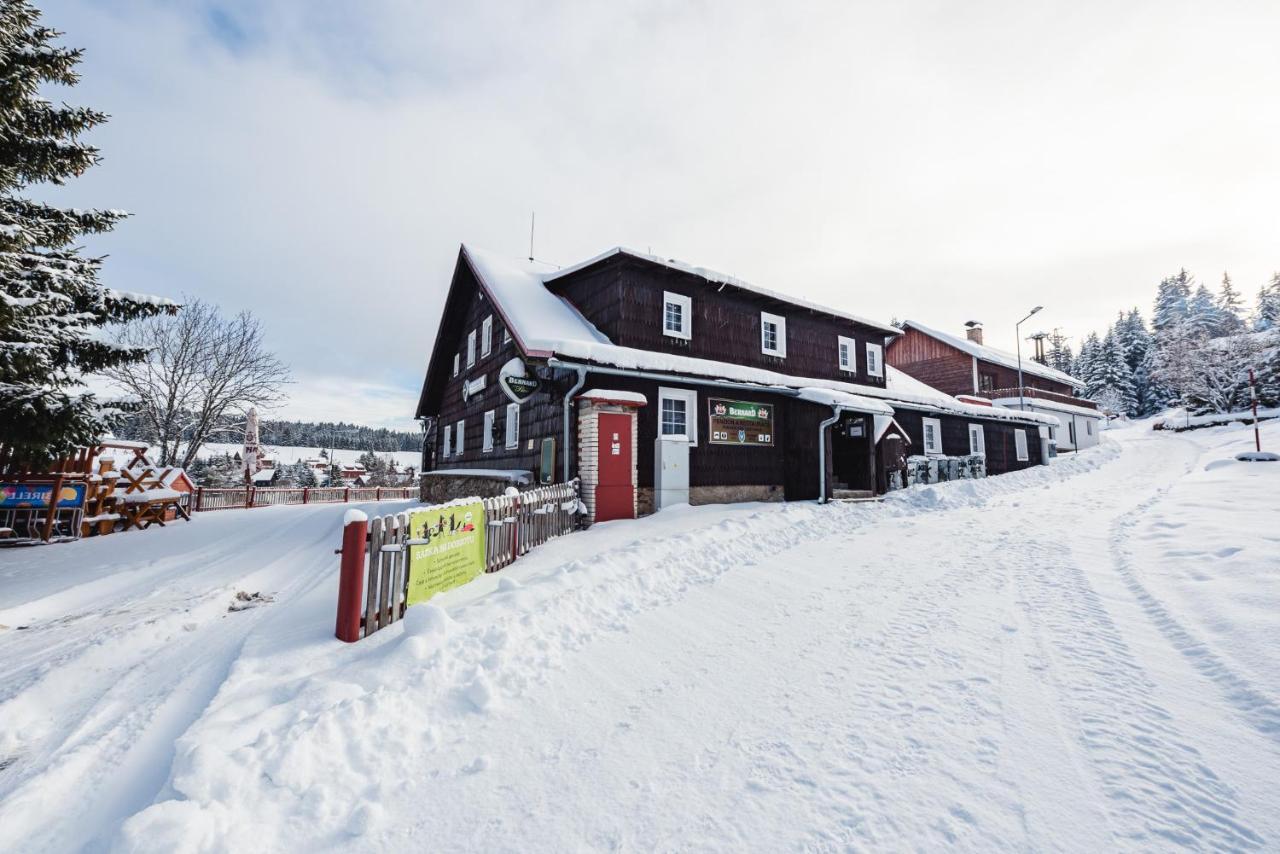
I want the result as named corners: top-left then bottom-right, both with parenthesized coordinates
top-left (887, 320), bottom-right (1104, 452)
top-left (414, 244), bottom-right (1058, 521)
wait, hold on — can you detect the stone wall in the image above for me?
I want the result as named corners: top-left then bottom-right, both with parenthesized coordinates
top-left (635, 484), bottom-right (781, 517)
top-left (420, 473), bottom-right (535, 505)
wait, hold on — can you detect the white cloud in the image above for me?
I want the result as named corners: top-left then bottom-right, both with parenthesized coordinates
top-left (43, 0), bottom-right (1280, 407)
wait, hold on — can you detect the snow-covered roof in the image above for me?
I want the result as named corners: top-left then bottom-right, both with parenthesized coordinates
top-left (880, 367), bottom-right (1059, 426)
top-left (461, 246), bottom-right (1055, 427)
top-left (543, 247), bottom-right (902, 336)
top-left (901, 320), bottom-right (1085, 390)
top-left (990, 396), bottom-right (1104, 420)
top-left (578, 389), bottom-right (649, 406)
top-left (794, 387), bottom-right (893, 415)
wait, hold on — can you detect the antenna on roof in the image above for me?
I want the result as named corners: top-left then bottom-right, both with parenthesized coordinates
top-left (528, 212), bottom-right (536, 262)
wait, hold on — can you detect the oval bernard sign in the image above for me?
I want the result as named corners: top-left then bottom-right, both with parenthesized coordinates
top-left (498, 358), bottom-right (541, 404)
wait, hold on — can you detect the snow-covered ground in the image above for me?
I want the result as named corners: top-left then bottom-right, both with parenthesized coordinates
top-left (1, 421), bottom-right (1277, 851)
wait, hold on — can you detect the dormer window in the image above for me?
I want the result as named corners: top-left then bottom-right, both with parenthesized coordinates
top-left (761, 312), bottom-right (786, 357)
top-left (838, 336), bottom-right (856, 373)
top-left (663, 291), bottom-right (691, 340)
top-left (865, 342), bottom-right (883, 378)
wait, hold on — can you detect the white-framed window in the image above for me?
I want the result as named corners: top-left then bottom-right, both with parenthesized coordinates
top-left (455, 419), bottom-right (465, 456)
top-left (466, 330), bottom-right (476, 367)
top-left (442, 424), bottom-right (452, 458)
top-left (865, 342), bottom-right (884, 378)
top-left (505, 403), bottom-right (519, 449)
top-left (663, 291), bottom-right (692, 340)
top-left (968, 423), bottom-right (985, 455)
top-left (481, 315), bottom-right (493, 357)
top-left (658, 386), bottom-right (698, 445)
top-left (482, 409), bottom-right (495, 452)
top-left (838, 335), bottom-right (856, 373)
top-left (502, 324), bottom-right (511, 344)
top-left (922, 417), bottom-right (943, 455)
top-left (452, 353), bottom-right (460, 376)
top-left (1015, 429), bottom-right (1029, 461)
top-left (760, 312), bottom-right (786, 357)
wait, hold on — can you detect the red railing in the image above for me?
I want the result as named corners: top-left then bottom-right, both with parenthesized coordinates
top-left (194, 486), bottom-right (417, 512)
top-left (978, 387), bottom-right (1098, 410)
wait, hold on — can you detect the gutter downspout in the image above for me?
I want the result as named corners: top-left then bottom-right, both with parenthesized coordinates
top-left (562, 366), bottom-right (588, 483)
top-left (817, 406), bottom-right (842, 504)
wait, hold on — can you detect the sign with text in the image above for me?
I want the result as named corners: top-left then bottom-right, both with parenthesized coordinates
top-left (0, 482), bottom-right (86, 509)
top-left (405, 500), bottom-right (487, 605)
top-left (498, 358), bottom-right (541, 404)
top-left (707, 398), bottom-right (774, 446)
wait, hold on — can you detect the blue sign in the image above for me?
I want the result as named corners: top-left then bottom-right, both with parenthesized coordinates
top-left (0, 482), bottom-right (87, 509)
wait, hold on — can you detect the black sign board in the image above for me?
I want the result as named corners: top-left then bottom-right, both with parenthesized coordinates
top-left (707, 398), bottom-right (774, 446)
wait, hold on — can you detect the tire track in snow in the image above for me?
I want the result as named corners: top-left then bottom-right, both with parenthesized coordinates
top-left (1107, 481), bottom-right (1280, 742)
top-left (1010, 437), bottom-right (1265, 850)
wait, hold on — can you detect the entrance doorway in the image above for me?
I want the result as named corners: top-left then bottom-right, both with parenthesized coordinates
top-left (830, 414), bottom-right (875, 496)
top-left (595, 411), bottom-right (635, 521)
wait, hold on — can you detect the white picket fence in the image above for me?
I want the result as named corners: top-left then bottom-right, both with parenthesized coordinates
top-left (352, 480), bottom-right (580, 639)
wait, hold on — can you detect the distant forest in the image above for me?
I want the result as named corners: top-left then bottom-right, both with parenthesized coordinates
top-left (113, 413), bottom-right (422, 452)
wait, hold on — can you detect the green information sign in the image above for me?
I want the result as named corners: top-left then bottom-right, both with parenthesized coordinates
top-left (405, 500), bottom-right (487, 605)
top-left (708, 398), bottom-right (774, 446)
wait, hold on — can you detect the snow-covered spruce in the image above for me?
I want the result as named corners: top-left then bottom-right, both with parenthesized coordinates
top-left (0, 1), bottom-right (174, 466)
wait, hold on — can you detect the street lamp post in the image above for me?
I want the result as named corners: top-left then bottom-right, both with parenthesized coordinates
top-left (1016, 306), bottom-right (1044, 411)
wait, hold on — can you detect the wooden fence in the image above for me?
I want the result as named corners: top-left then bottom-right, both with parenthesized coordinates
top-left (194, 485), bottom-right (416, 512)
top-left (338, 480), bottom-right (580, 641)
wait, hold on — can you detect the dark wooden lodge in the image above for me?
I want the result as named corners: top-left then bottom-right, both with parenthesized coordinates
top-left (415, 245), bottom-right (1056, 522)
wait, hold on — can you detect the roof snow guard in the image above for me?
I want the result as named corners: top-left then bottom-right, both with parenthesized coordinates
top-left (901, 319), bottom-right (1085, 390)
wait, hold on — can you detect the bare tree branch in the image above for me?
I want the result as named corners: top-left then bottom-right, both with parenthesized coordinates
top-left (104, 299), bottom-right (292, 468)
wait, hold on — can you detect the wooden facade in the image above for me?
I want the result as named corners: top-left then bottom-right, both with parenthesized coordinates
top-left (887, 325), bottom-right (1078, 398)
top-left (546, 254), bottom-right (894, 388)
top-left (416, 247), bottom-right (1053, 511)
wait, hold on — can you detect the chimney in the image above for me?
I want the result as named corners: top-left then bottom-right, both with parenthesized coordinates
top-left (964, 321), bottom-right (984, 346)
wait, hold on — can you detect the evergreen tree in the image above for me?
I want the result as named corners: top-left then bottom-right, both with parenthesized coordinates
top-left (295, 460), bottom-right (317, 488)
top-left (0, 2), bottom-right (174, 465)
top-left (1152, 269), bottom-right (1192, 333)
top-left (1073, 332), bottom-right (1102, 390)
top-left (1216, 272), bottom-right (1245, 334)
top-left (1186, 284), bottom-right (1219, 338)
top-left (327, 462), bottom-right (344, 487)
top-left (1255, 273), bottom-right (1280, 332)
top-left (1046, 329), bottom-right (1074, 374)
top-left (1113, 309), bottom-right (1152, 414)
top-left (1089, 329), bottom-right (1137, 415)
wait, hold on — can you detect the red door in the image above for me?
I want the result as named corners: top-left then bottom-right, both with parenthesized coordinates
top-left (595, 412), bottom-right (634, 522)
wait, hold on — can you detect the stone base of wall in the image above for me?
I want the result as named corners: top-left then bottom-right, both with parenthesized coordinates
top-left (420, 473), bottom-right (537, 504)
top-left (635, 484), bottom-right (782, 517)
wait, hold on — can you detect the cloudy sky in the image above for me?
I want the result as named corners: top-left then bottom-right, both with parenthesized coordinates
top-left (47, 0), bottom-right (1280, 430)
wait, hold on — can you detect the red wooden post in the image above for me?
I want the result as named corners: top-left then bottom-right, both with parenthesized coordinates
top-left (375, 487), bottom-right (381, 501)
top-left (335, 509), bottom-right (369, 642)
top-left (247, 487), bottom-right (254, 509)
top-left (344, 487), bottom-right (350, 503)
top-left (303, 487), bottom-right (309, 504)
top-left (196, 486), bottom-right (204, 512)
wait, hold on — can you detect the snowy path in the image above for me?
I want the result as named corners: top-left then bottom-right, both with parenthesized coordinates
top-left (1, 422), bottom-right (1278, 851)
